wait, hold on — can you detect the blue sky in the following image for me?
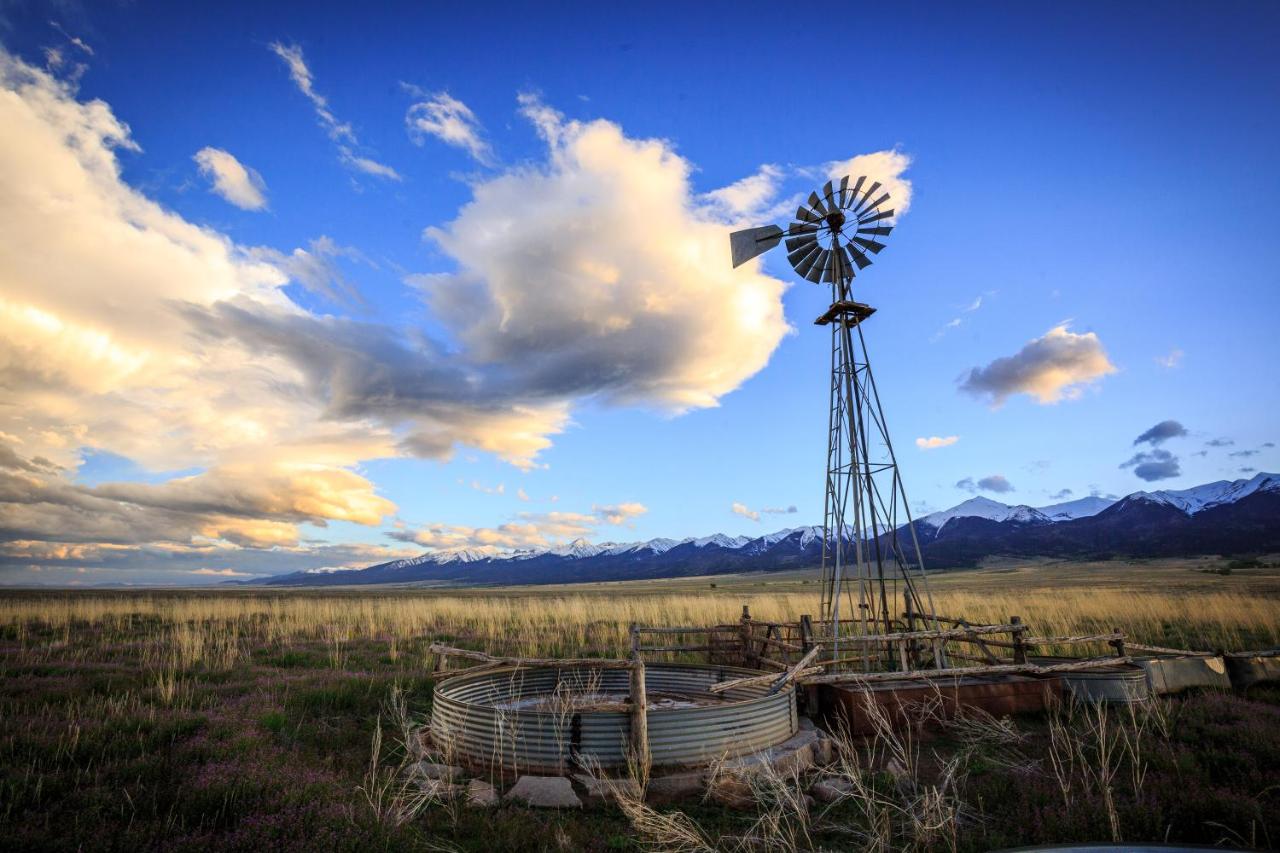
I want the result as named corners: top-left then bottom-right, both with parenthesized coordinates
top-left (0, 1), bottom-right (1277, 584)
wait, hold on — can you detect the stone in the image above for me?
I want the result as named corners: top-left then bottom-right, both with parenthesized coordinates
top-left (465, 779), bottom-right (499, 808)
top-left (505, 775), bottom-right (582, 809)
top-left (708, 776), bottom-right (755, 809)
top-left (811, 776), bottom-right (856, 804)
top-left (645, 771), bottom-right (706, 804)
top-left (572, 773), bottom-right (642, 808)
top-left (411, 761), bottom-right (463, 782)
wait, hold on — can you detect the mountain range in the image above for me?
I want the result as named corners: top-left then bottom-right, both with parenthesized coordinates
top-left (256, 472), bottom-right (1280, 587)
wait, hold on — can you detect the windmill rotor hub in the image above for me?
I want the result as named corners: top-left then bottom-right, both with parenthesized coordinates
top-left (825, 210), bottom-right (846, 230)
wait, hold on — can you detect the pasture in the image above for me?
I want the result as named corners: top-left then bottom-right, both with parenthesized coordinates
top-left (1, 559), bottom-right (1277, 851)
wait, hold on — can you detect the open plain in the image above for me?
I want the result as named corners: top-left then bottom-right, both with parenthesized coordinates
top-left (2, 559), bottom-right (1278, 851)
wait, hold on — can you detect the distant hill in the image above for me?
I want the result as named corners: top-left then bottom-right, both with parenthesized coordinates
top-left (254, 473), bottom-right (1280, 587)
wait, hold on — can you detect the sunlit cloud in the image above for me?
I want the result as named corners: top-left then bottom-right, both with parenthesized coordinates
top-left (193, 147), bottom-right (268, 210)
top-left (916, 436), bottom-right (959, 450)
top-left (960, 324), bottom-right (1116, 406)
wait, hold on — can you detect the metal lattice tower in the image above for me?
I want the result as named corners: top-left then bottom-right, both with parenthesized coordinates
top-left (729, 176), bottom-right (941, 668)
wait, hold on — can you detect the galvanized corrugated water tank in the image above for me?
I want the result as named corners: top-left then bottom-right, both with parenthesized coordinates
top-left (1135, 655), bottom-right (1230, 694)
top-left (1031, 657), bottom-right (1150, 704)
top-left (430, 663), bottom-right (797, 775)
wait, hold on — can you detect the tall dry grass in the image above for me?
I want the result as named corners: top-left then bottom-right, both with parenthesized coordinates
top-left (1, 587), bottom-right (1275, 671)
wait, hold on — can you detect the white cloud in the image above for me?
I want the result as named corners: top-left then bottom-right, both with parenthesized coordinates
top-left (190, 567), bottom-right (257, 577)
top-left (931, 292), bottom-right (991, 342)
top-left (392, 502), bottom-right (648, 553)
top-left (1156, 348), bottom-right (1183, 368)
top-left (471, 480), bottom-right (505, 495)
top-left (268, 42), bottom-right (400, 181)
top-left (731, 501), bottom-right (797, 522)
top-left (825, 150), bottom-right (913, 216)
top-left (960, 324), bottom-right (1116, 406)
top-left (406, 91), bottom-right (493, 165)
top-left (421, 94), bottom-right (792, 414)
top-left (516, 487), bottom-right (530, 502)
top-left (702, 164), bottom-right (785, 221)
top-left (193, 147), bottom-right (268, 210)
top-left (916, 436), bottom-right (959, 450)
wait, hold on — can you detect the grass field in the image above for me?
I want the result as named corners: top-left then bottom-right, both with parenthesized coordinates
top-left (2, 559), bottom-right (1278, 851)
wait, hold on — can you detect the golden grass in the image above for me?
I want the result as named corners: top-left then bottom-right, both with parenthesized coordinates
top-left (2, 579), bottom-right (1277, 670)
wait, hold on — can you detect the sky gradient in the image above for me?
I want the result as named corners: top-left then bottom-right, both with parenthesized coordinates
top-left (1, 1), bottom-right (1277, 585)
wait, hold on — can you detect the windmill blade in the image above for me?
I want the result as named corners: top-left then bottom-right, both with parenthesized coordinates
top-left (845, 241), bottom-right (873, 269)
top-left (787, 221), bottom-right (818, 235)
top-left (787, 241), bottom-right (821, 268)
top-left (820, 248), bottom-right (838, 283)
top-left (729, 224), bottom-right (784, 267)
top-left (846, 176), bottom-right (866, 210)
top-left (853, 236), bottom-right (888, 254)
top-left (856, 225), bottom-right (894, 237)
top-left (857, 208), bottom-right (894, 224)
top-left (804, 248), bottom-right (830, 283)
top-left (795, 246), bottom-right (826, 279)
top-left (821, 180), bottom-right (835, 207)
top-left (853, 181), bottom-right (882, 213)
top-left (808, 192), bottom-right (829, 217)
top-left (795, 205), bottom-right (822, 224)
top-left (860, 192), bottom-right (891, 213)
top-left (837, 175), bottom-right (850, 208)
top-left (785, 234), bottom-right (818, 253)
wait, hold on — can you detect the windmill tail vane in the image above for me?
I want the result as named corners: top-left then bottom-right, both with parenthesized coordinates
top-left (728, 175), bottom-right (942, 665)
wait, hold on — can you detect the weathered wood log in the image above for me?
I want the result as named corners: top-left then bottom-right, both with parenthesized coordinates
top-left (1224, 648), bottom-right (1280, 658)
top-left (798, 655), bottom-right (1133, 686)
top-left (1126, 642), bottom-right (1215, 657)
top-left (755, 636), bottom-right (804, 652)
top-left (821, 623), bottom-right (1025, 644)
top-left (707, 665), bottom-right (826, 695)
top-left (769, 645), bottom-right (824, 694)
top-left (636, 644), bottom-right (717, 653)
top-left (427, 644), bottom-right (631, 669)
top-left (1024, 632), bottom-right (1125, 646)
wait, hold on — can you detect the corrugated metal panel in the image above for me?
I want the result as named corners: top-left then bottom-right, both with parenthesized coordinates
top-left (1136, 655), bottom-right (1230, 694)
top-left (1031, 656), bottom-right (1149, 704)
top-left (1225, 655), bottom-right (1280, 690)
top-left (431, 663), bottom-right (797, 774)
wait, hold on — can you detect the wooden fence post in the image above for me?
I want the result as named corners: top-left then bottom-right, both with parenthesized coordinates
top-left (629, 650), bottom-right (650, 777)
top-left (1011, 616), bottom-right (1027, 664)
top-left (1110, 626), bottom-right (1126, 658)
top-left (740, 605), bottom-right (754, 668)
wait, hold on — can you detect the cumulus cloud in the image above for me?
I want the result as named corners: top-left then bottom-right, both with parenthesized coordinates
top-left (1133, 420), bottom-right (1187, 447)
top-left (1120, 448), bottom-right (1180, 481)
top-left (190, 567), bottom-right (257, 577)
top-left (702, 164), bottom-right (786, 221)
top-left (193, 147), bottom-right (268, 210)
top-left (405, 91), bottom-right (493, 165)
top-left (471, 480), bottom-right (505, 495)
top-left (268, 41), bottom-right (400, 180)
top-left (960, 324), bottom-right (1116, 406)
top-left (1156, 348), bottom-right (1183, 368)
top-left (516, 487), bottom-right (530, 502)
top-left (1049, 488), bottom-right (1073, 500)
top-left (391, 502), bottom-right (648, 553)
top-left (916, 436), bottom-right (959, 450)
top-left (1205, 438), bottom-right (1234, 448)
top-left (731, 502), bottom-right (760, 522)
top-left (418, 93), bottom-right (791, 414)
top-left (956, 475), bottom-right (1013, 494)
top-left (824, 150), bottom-right (913, 216)
top-left (0, 53), bottom-right (839, 579)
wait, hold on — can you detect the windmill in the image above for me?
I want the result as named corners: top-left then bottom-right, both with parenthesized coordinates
top-left (730, 176), bottom-right (941, 667)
